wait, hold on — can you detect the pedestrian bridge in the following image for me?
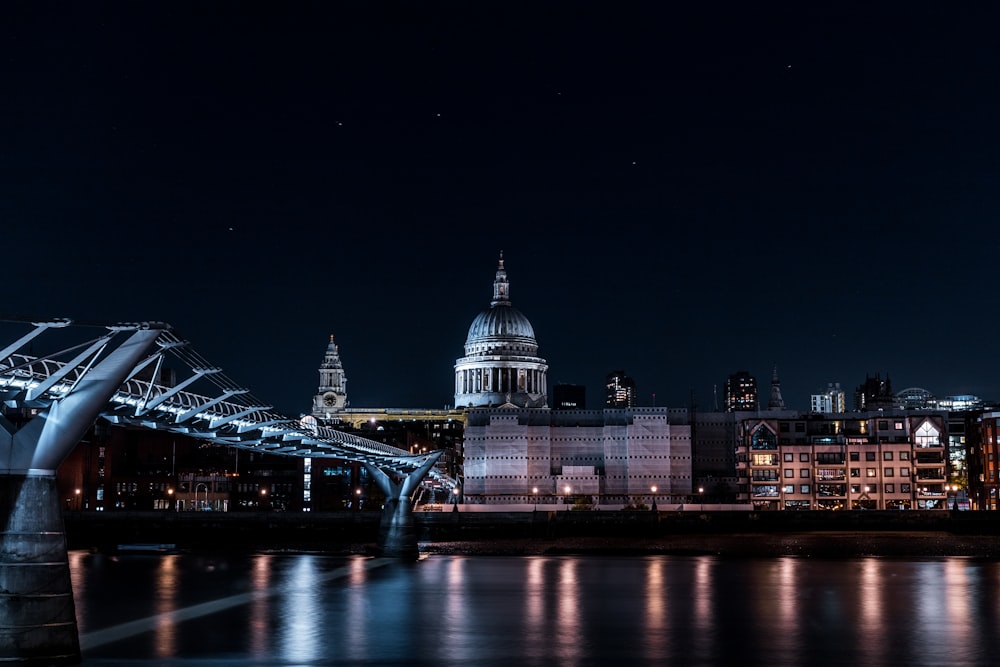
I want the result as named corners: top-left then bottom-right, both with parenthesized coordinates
top-left (0, 317), bottom-right (455, 665)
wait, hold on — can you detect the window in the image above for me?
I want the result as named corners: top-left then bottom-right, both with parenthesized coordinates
top-left (783, 485), bottom-right (794, 494)
top-left (901, 467), bottom-right (910, 477)
top-left (914, 422), bottom-right (940, 448)
top-left (867, 484), bottom-right (878, 493)
top-left (883, 451), bottom-right (894, 461)
top-left (894, 421), bottom-right (904, 430)
top-left (865, 452), bottom-right (877, 461)
top-left (753, 453), bottom-right (776, 466)
top-left (885, 484), bottom-right (895, 493)
top-left (850, 452), bottom-right (860, 461)
top-left (851, 484), bottom-right (861, 493)
top-left (784, 469), bottom-right (794, 478)
top-left (899, 451), bottom-right (910, 461)
top-left (878, 420), bottom-right (889, 430)
top-left (800, 469), bottom-right (810, 478)
top-left (780, 423), bottom-right (790, 432)
top-left (884, 468), bottom-right (894, 477)
top-left (800, 484), bottom-right (810, 493)
top-left (800, 453), bottom-right (810, 462)
top-left (866, 468), bottom-right (877, 478)
top-left (795, 423), bottom-right (806, 432)
top-left (850, 468), bottom-right (860, 477)
top-left (901, 483), bottom-right (911, 493)
top-left (784, 453), bottom-right (794, 462)
top-left (751, 427), bottom-right (777, 450)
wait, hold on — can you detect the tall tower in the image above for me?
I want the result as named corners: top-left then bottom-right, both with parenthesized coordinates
top-left (767, 366), bottom-right (786, 410)
top-left (312, 335), bottom-right (348, 418)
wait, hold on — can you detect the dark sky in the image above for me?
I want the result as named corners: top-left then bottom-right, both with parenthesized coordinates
top-left (3, 2), bottom-right (999, 414)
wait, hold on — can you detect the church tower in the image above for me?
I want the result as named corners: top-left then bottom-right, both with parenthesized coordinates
top-left (312, 335), bottom-right (348, 418)
top-left (767, 366), bottom-right (786, 410)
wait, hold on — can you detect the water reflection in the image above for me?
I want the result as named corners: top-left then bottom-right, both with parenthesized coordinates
top-left (71, 552), bottom-right (1000, 667)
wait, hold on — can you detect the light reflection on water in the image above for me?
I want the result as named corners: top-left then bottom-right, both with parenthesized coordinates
top-left (71, 551), bottom-right (1000, 667)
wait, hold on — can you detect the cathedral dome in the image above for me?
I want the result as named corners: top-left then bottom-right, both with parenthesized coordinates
top-left (466, 304), bottom-right (535, 343)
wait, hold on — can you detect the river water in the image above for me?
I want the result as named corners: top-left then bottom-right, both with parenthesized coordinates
top-left (69, 549), bottom-right (1000, 667)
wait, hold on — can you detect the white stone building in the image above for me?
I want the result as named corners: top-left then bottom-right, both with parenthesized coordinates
top-left (454, 253), bottom-right (549, 409)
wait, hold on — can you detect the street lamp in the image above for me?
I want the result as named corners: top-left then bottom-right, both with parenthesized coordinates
top-left (564, 484), bottom-right (571, 510)
top-left (355, 487), bottom-right (362, 511)
top-left (698, 486), bottom-right (704, 511)
top-left (74, 488), bottom-right (81, 511)
top-left (532, 486), bottom-right (538, 511)
top-left (650, 485), bottom-right (658, 511)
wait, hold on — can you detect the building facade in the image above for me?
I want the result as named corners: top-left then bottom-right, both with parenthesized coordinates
top-left (737, 411), bottom-right (950, 510)
top-left (810, 382), bottom-right (846, 414)
top-left (462, 406), bottom-right (692, 505)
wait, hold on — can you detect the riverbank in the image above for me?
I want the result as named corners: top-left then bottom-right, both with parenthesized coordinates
top-left (63, 510), bottom-right (1000, 558)
top-left (418, 531), bottom-right (1000, 558)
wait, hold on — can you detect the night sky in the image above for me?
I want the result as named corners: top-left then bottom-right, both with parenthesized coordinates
top-left (4, 2), bottom-right (999, 415)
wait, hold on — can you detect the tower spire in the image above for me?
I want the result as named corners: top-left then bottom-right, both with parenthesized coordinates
top-left (768, 365), bottom-right (786, 410)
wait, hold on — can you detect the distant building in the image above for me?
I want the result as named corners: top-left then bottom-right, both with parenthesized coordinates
top-left (855, 372), bottom-right (895, 411)
top-left (605, 370), bottom-right (636, 408)
top-left (725, 370), bottom-right (757, 412)
top-left (553, 383), bottom-right (586, 410)
top-left (896, 387), bottom-right (935, 410)
top-left (810, 382), bottom-right (846, 414)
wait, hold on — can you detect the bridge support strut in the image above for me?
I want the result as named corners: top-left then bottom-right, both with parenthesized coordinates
top-left (364, 451), bottom-right (444, 560)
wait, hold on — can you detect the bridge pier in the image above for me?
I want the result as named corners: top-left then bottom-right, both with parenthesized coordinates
top-left (0, 474), bottom-right (79, 665)
top-left (0, 325), bottom-right (165, 665)
top-left (365, 451), bottom-right (444, 560)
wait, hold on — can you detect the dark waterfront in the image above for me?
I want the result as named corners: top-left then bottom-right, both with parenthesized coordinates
top-left (71, 549), bottom-right (1000, 667)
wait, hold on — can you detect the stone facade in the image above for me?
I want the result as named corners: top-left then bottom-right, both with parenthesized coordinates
top-left (463, 406), bottom-right (692, 504)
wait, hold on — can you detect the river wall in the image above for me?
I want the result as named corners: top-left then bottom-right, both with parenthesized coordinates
top-left (62, 509), bottom-right (1000, 554)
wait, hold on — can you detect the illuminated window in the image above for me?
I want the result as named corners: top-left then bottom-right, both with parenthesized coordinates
top-left (866, 468), bottom-right (877, 477)
top-left (914, 422), bottom-right (940, 448)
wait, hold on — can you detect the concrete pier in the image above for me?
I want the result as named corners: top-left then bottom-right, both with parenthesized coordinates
top-left (0, 474), bottom-right (80, 665)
